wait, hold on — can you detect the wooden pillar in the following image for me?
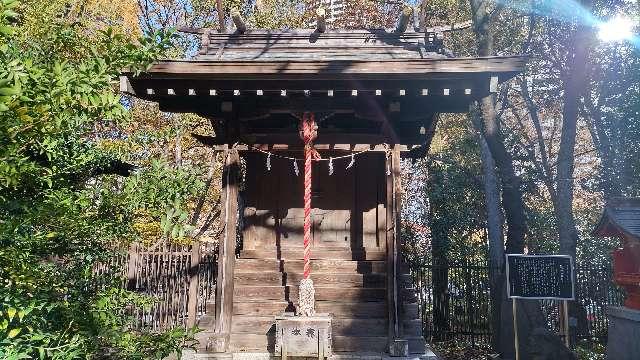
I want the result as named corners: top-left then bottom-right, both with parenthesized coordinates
top-left (386, 146), bottom-right (408, 356)
top-left (186, 241), bottom-right (201, 327)
top-left (126, 243), bottom-right (139, 291)
top-left (210, 149), bottom-right (240, 352)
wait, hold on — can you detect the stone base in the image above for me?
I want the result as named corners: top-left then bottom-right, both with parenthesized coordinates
top-left (179, 352), bottom-right (440, 360)
top-left (388, 340), bottom-right (409, 357)
top-left (607, 306), bottom-right (640, 360)
top-left (275, 313), bottom-right (332, 359)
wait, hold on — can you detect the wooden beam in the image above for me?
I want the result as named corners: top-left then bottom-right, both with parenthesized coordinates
top-left (227, 143), bottom-right (408, 151)
top-left (315, 7), bottom-right (326, 33)
top-left (395, 6), bottom-right (413, 33)
top-left (231, 8), bottom-right (246, 34)
top-left (386, 150), bottom-right (396, 332)
top-left (126, 56), bottom-right (527, 78)
top-left (387, 145), bottom-right (408, 356)
top-left (216, 0), bottom-right (226, 33)
top-left (210, 149), bottom-right (240, 353)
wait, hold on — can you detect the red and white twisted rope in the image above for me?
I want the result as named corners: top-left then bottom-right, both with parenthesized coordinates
top-left (301, 112), bottom-right (320, 279)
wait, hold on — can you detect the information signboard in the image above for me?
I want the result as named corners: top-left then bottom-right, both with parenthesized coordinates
top-left (506, 254), bottom-right (575, 300)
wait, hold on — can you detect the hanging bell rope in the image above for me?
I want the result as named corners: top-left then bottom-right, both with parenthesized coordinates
top-left (297, 112), bottom-right (320, 316)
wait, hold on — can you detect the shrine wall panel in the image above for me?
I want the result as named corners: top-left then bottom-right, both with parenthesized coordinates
top-left (241, 152), bottom-right (386, 251)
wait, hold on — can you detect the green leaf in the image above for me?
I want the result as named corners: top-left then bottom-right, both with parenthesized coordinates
top-left (3, 9), bottom-right (18, 18)
top-left (0, 26), bottom-right (14, 35)
top-left (4, 0), bottom-right (19, 9)
top-left (7, 328), bottom-right (21, 338)
top-left (0, 87), bottom-right (18, 96)
top-left (7, 307), bottom-right (16, 321)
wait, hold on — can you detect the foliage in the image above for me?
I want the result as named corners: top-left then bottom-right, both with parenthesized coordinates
top-left (575, 339), bottom-right (606, 360)
top-left (431, 340), bottom-right (495, 360)
top-left (426, 114), bottom-right (488, 261)
top-left (402, 0), bottom-right (639, 268)
top-left (0, 1), bottom-right (202, 358)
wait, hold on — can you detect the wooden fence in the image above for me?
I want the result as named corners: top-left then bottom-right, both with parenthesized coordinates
top-left (409, 260), bottom-right (623, 345)
top-left (99, 241), bottom-right (218, 331)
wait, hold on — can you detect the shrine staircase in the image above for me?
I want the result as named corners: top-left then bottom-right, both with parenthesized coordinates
top-left (197, 244), bottom-right (427, 356)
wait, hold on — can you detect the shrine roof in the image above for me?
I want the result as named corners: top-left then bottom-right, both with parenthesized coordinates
top-left (184, 29), bottom-right (448, 61)
top-left (123, 29), bottom-right (526, 81)
top-left (593, 198), bottom-right (640, 240)
top-left (120, 29), bottom-right (527, 153)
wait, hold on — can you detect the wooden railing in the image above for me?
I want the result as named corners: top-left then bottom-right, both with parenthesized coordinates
top-left (98, 241), bottom-right (218, 331)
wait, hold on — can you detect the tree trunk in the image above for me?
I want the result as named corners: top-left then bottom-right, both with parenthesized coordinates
top-left (470, 0), bottom-right (526, 253)
top-left (556, 10), bottom-right (591, 260)
top-left (469, 1), bottom-right (550, 358)
top-left (555, 1), bottom-right (593, 344)
top-left (476, 96), bottom-right (527, 254)
top-left (471, 107), bottom-right (505, 351)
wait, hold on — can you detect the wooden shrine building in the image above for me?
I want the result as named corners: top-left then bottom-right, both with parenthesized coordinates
top-left (122, 13), bottom-right (525, 359)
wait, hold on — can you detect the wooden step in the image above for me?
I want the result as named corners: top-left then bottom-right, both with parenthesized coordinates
top-left (235, 259), bottom-right (386, 273)
top-left (282, 260), bottom-right (386, 274)
top-left (240, 249), bottom-right (385, 261)
top-left (398, 274), bottom-right (414, 287)
top-left (227, 333), bottom-right (423, 354)
top-left (332, 336), bottom-right (387, 352)
top-left (234, 285), bottom-right (386, 302)
top-left (234, 271), bottom-right (283, 286)
top-left (408, 336), bottom-right (427, 354)
top-left (203, 300), bottom-right (418, 319)
top-left (234, 285), bottom-right (295, 301)
top-left (233, 272), bottom-right (386, 287)
top-left (235, 259), bottom-right (281, 272)
top-left (205, 300), bottom-right (292, 316)
top-left (402, 319), bottom-right (423, 335)
top-left (285, 272), bottom-right (385, 288)
top-left (254, 245), bottom-right (364, 251)
top-left (315, 301), bottom-right (386, 318)
top-left (400, 287), bottom-right (417, 302)
top-left (229, 333), bottom-right (275, 353)
top-left (200, 329), bottom-right (425, 353)
top-left (332, 318), bottom-right (387, 336)
top-left (402, 303), bottom-right (419, 319)
top-left (229, 317), bottom-right (403, 337)
top-left (231, 316), bottom-right (275, 334)
top-left (198, 314), bottom-right (216, 329)
top-left (332, 336), bottom-right (426, 354)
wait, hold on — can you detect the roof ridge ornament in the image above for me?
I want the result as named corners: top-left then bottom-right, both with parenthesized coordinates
top-left (395, 6), bottom-right (414, 33)
top-left (231, 8), bottom-right (246, 34)
top-left (315, 8), bottom-right (326, 33)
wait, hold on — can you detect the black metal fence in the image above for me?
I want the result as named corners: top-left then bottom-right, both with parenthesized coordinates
top-left (409, 260), bottom-right (624, 345)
